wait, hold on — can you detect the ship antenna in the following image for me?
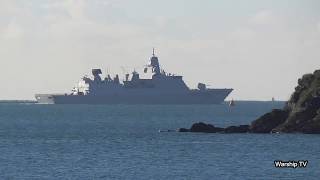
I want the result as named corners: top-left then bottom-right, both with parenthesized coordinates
top-left (152, 48), bottom-right (155, 57)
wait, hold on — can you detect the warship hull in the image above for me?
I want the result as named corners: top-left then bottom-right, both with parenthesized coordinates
top-left (35, 50), bottom-right (233, 104)
top-left (35, 89), bottom-right (232, 104)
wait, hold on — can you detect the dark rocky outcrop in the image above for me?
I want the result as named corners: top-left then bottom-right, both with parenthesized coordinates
top-left (224, 125), bottom-right (250, 133)
top-left (177, 128), bottom-right (190, 132)
top-left (189, 122), bottom-right (224, 133)
top-left (179, 69), bottom-right (320, 134)
top-left (300, 114), bottom-right (320, 134)
top-left (178, 122), bottom-right (250, 133)
top-left (265, 70), bottom-right (320, 133)
top-left (250, 109), bottom-right (289, 133)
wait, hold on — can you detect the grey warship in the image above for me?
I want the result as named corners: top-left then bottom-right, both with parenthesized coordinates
top-left (35, 50), bottom-right (233, 104)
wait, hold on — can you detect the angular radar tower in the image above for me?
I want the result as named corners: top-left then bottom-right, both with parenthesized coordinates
top-left (150, 48), bottom-right (161, 74)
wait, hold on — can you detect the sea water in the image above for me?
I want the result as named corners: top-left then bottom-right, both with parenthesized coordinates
top-left (0, 101), bottom-right (319, 180)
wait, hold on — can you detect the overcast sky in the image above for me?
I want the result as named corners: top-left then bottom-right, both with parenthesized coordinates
top-left (0, 0), bottom-right (319, 100)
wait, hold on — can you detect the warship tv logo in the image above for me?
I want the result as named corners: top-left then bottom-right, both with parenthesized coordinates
top-left (274, 160), bottom-right (308, 168)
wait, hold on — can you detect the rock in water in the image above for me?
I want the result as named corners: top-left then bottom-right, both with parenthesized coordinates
top-left (251, 69), bottom-right (320, 133)
top-left (250, 109), bottom-right (288, 133)
top-left (178, 70), bottom-right (320, 134)
top-left (272, 70), bottom-right (320, 133)
top-left (224, 125), bottom-right (250, 133)
top-left (178, 123), bottom-right (250, 133)
top-left (190, 122), bottom-right (224, 133)
top-left (178, 128), bottom-right (190, 132)
top-left (300, 114), bottom-right (320, 134)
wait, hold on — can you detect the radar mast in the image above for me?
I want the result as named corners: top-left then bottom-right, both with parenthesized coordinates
top-left (150, 48), bottom-right (161, 74)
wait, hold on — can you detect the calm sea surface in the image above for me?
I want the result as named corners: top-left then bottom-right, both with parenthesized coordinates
top-left (0, 101), bottom-right (319, 180)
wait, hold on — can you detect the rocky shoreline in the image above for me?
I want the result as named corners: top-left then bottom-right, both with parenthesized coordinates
top-left (177, 122), bottom-right (250, 133)
top-left (179, 70), bottom-right (320, 134)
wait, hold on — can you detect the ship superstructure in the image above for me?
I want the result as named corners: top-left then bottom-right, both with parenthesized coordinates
top-left (35, 50), bottom-right (233, 104)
